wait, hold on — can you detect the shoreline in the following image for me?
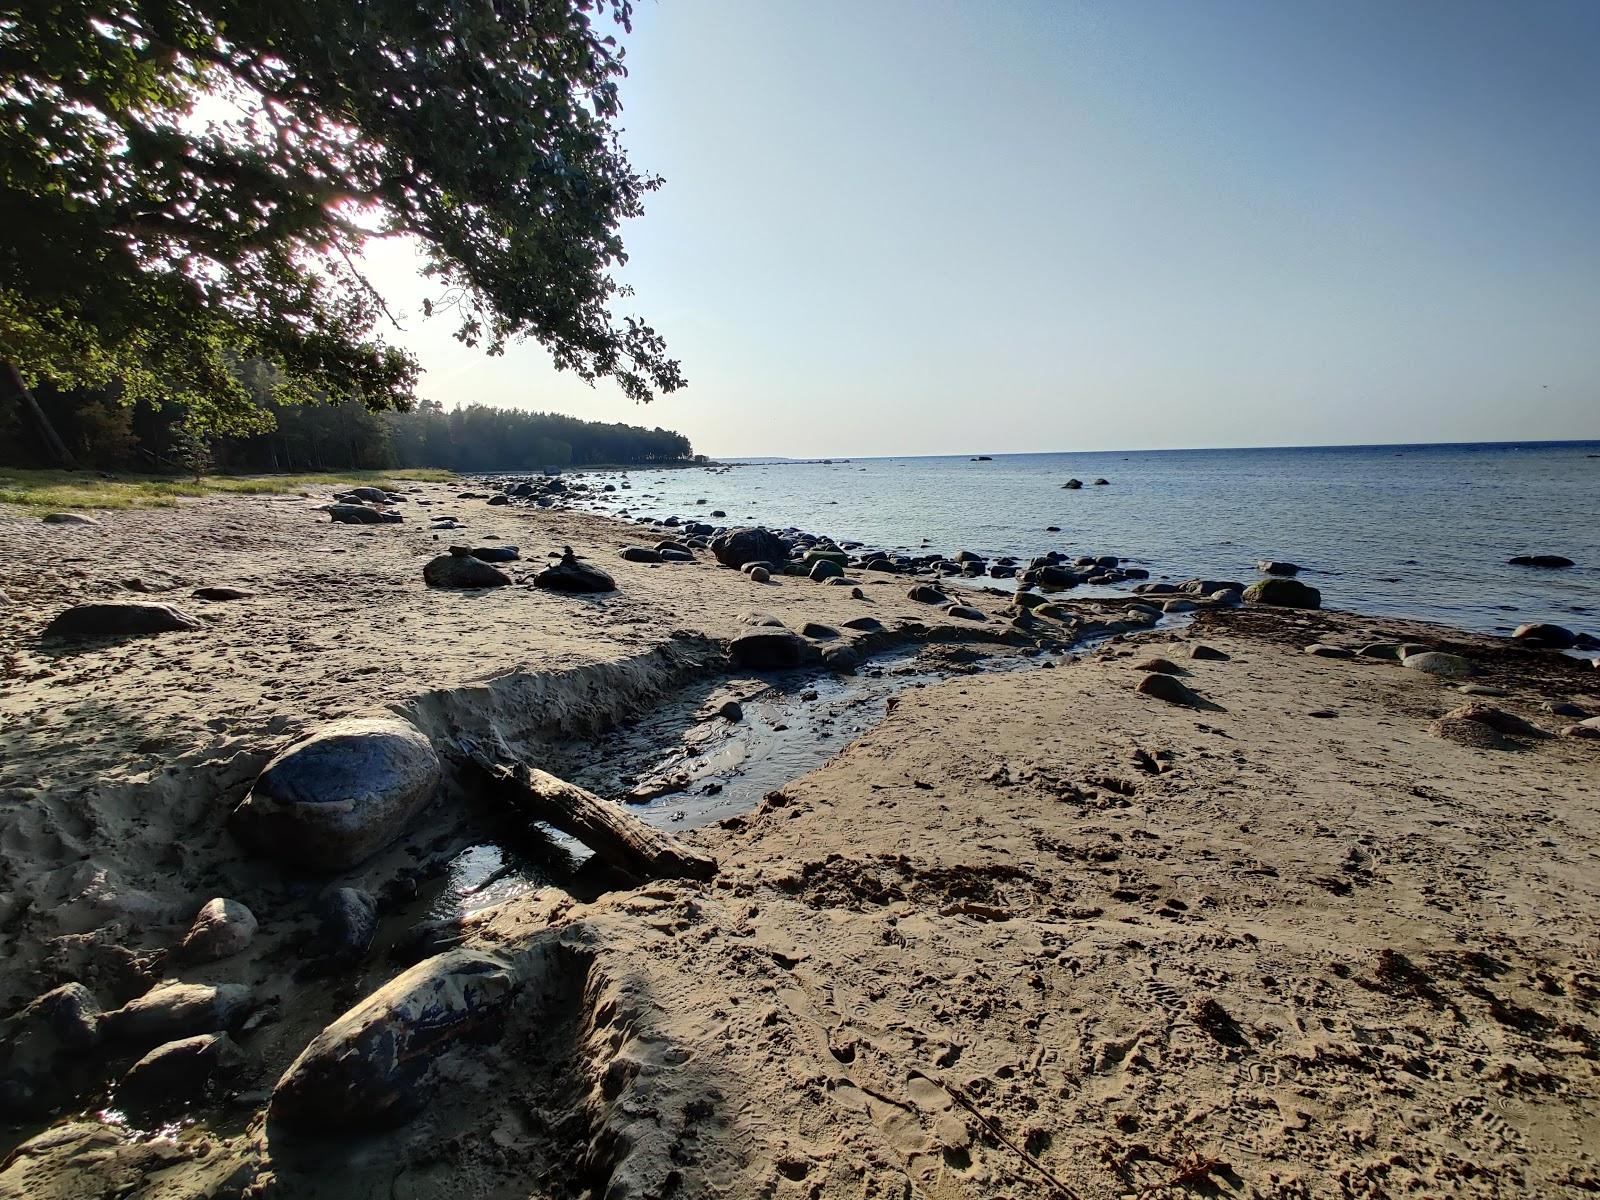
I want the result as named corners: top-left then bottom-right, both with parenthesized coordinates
top-left (2, 480), bottom-right (1598, 1197)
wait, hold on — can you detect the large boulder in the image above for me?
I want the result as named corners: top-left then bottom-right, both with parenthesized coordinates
top-left (1242, 578), bottom-right (1321, 609)
top-left (42, 601), bottom-right (202, 639)
top-left (179, 898), bottom-right (257, 963)
top-left (711, 527), bottom-right (789, 569)
top-left (423, 552), bottom-right (512, 588)
top-left (232, 717), bottom-right (442, 871)
top-left (269, 949), bottom-right (521, 1130)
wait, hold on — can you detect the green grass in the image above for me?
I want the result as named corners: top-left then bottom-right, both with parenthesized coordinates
top-left (0, 468), bottom-right (455, 511)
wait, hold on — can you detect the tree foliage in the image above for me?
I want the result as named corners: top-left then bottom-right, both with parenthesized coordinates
top-left (0, 0), bottom-right (682, 432)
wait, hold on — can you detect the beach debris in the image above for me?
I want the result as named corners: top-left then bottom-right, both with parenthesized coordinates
top-left (1242, 577), bottom-right (1322, 608)
top-left (1305, 643), bottom-right (1353, 658)
top-left (1512, 622), bottom-right (1577, 649)
top-left (270, 948), bottom-right (525, 1131)
top-left (423, 549), bottom-right (512, 588)
top-left (711, 526), bottom-right (790, 568)
top-left (1508, 554), bottom-right (1574, 568)
top-left (42, 601), bottom-right (202, 639)
top-left (535, 546), bottom-right (616, 592)
top-left (118, 1033), bottom-right (244, 1108)
top-left (1401, 651), bottom-right (1475, 679)
top-left (1258, 559), bottom-right (1301, 575)
top-left (232, 716), bottom-right (442, 871)
top-left (103, 982), bottom-right (252, 1044)
top-left (179, 898), bottom-right (257, 963)
top-left (41, 511), bottom-right (97, 525)
top-left (473, 758), bottom-right (717, 881)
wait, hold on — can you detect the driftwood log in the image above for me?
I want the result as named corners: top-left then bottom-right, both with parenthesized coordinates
top-left (471, 756), bottom-right (717, 882)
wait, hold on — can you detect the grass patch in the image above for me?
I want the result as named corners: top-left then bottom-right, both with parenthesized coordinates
top-left (0, 468), bottom-right (455, 511)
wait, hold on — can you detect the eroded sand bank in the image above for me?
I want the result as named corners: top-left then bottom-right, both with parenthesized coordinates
top-left (2, 484), bottom-right (1598, 1198)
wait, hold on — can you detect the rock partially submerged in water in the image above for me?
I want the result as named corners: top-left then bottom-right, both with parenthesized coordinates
top-left (1242, 578), bottom-right (1321, 608)
top-left (233, 716), bottom-right (442, 871)
top-left (269, 949), bottom-right (522, 1131)
top-left (42, 601), bottom-right (203, 639)
top-left (180, 898), bottom-right (257, 963)
top-left (1258, 559), bottom-right (1301, 575)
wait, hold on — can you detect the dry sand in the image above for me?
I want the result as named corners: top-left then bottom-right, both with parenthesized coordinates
top-left (2, 482), bottom-right (1598, 1198)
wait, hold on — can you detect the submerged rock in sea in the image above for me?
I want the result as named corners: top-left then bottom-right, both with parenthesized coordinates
top-left (1242, 578), bottom-right (1321, 609)
top-left (232, 716), bottom-right (442, 871)
top-left (269, 949), bottom-right (522, 1131)
top-left (42, 601), bottom-right (203, 639)
top-left (180, 898), bottom-right (257, 963)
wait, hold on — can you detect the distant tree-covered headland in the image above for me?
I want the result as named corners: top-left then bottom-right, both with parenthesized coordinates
top-left (0, 383), bottom-right (696, 473)
top-left (0, 0), bottom-right (681, 467)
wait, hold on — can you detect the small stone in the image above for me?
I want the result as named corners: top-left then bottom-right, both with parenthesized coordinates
top-left (801, 622), bottom-right (838, 639)
top-left (1258, 560), bottom-right (1301, 575)
top-left (180, 898), bottom-right (257, 962)
top-left (469, 545), bottom-right (520, 563)
top-left (842, 616), bottom-right (883, 632)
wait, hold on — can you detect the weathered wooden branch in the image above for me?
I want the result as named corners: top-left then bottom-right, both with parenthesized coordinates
top-left (471, 754), bottom-right (717, 883)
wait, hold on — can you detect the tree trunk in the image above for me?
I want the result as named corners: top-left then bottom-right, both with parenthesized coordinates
top-left (470, 755), bottom-right (717, 883)
top-left (3, 362), bottom-right (79, 470)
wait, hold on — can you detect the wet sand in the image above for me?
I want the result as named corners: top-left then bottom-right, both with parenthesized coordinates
top-left (2, 482), bottom-right (1598, 1198)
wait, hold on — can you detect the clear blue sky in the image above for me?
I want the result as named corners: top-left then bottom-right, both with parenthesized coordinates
top-left (362, 0), bottom-right (1600, 458)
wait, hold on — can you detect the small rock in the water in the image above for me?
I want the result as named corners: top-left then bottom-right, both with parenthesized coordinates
top-left (1401, 651), bottom-right (1475, 679)
top-left (423, 553), bottom-right (512, 588)
top-left (1133, 657), bottom-right (1184, 675)
top-left (1305, 643), bottom-right (1353, 658)
top-left (1189, 644), bottom-right (1228, 661)
top-left (1136, 672), bottom-right (1206, 707)
top-left (42, 601), bottom-right (203, 639)
top-left (1257, 559), bottom-right (1301, 575)
top-left (180, 898), bottom-right (257, 962)
top-left (118, 1033), bottom-right (244, 1107)
top-left (103, 982), bottom-right (252, 1044)
top-left (1512, 623), bottom-right (1576, 649)
top-left (232, 716), bottom-right (442, 871)
top-left (1242, 578), bottom-right (1321, 608)
top-left (1062, 478), bottom-right (1083, 489)
top-left (269, 949), bottom-right (521, 1131)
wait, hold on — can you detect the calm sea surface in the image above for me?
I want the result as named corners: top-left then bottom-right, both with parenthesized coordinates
top-left (582, 442), bottom-right (1599, 638)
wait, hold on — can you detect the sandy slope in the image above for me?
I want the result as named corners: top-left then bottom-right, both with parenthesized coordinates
top-left (2, 485), bottom-right (1599, 1199)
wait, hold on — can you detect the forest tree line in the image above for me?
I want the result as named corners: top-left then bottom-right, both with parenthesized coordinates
top-left (1, 382), bottom-right (698, 474)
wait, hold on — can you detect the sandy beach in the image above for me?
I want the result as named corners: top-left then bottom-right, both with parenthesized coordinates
top-left (2, 479), bottom-right (1598, 1199)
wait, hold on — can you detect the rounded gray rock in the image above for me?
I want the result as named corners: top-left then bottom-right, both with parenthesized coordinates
top-left (180, 898), bottom-right (257, 962)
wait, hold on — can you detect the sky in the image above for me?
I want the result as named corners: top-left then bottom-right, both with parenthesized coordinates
top-left (359, 0), bottom-right (1600, 459)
